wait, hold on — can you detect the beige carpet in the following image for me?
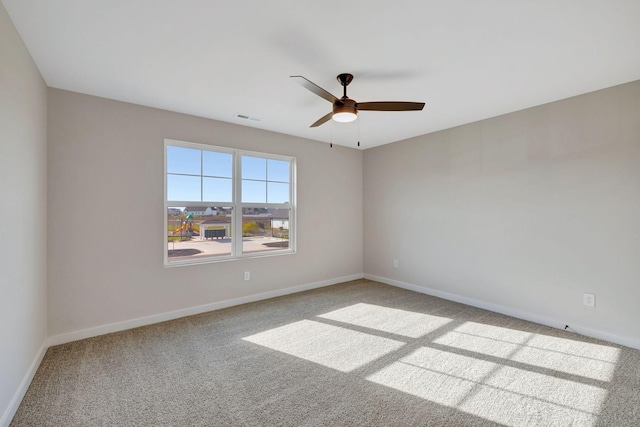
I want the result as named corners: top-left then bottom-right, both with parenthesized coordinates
top-left (11, 280), bottom-right (640, 426)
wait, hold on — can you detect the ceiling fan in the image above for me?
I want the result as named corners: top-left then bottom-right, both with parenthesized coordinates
top-left (290, 73), bottom-right (425, 127)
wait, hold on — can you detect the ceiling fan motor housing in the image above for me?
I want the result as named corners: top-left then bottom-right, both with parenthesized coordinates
top-left (333, 97), bottom-right (358, 122)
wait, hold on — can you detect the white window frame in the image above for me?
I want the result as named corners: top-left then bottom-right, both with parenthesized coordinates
top-left (164, 139), bottom-right (296, 267)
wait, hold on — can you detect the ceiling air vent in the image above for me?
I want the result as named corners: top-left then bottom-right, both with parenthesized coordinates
top-left (234, 113), bottom-right (261, 122)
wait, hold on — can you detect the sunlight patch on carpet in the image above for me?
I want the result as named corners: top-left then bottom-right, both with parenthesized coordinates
top-left (367, 346), bottom-right (607, 426)
top-left (434, 322), bottom-right (620, 381)
top-left (318, 303), bottom-right (452, 338)
top-left (242, 319), bottom-right (404, 372)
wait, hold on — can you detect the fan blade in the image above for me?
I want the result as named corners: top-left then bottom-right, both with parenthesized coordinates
top-left (290, 76), bottom-right (339, 104)
top-left (357, 101), bottom-right (425, 111)
top-left (310, 112), bottom-right (333, 128)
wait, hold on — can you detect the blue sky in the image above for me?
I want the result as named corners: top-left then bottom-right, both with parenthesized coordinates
top-left (167, 146), bottom-right (290, 204)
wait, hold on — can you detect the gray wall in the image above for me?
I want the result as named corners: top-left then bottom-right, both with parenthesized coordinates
top-left (47, 89), bottom-right (363, 338)
top-left (0, 3), bottom-right (48, 424)
top-left (364, 81), bottom-right (640, 348)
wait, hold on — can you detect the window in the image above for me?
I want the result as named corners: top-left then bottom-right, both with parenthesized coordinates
top-left (165, 139), bottom-right (295, 266)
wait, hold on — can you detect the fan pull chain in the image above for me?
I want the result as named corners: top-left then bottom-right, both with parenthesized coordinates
top-left (330, 120), bottom-right (333, 148)
top-left (357, 116), bottom-right (360, 147)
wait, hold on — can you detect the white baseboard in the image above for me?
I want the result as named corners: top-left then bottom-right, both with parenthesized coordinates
top-left (365, 274), bottom-right (640, 350)
top-left (48, 273), bottom-right (364, 347)
top-left (1, 341), bottom-right (48, 427)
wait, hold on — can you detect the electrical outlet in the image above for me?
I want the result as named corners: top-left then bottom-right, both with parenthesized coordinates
top-left (392, 259), bottom-right (398, 269)
top-left (583, 293), bottom-right (595, 308)
top-left (244, 271), bottom-right (250, 281)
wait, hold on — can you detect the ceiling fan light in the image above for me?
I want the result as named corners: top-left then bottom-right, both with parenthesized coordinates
top-left (333, 112), bottom-right (357, 122)
top-left (332, 101), bottom-right (358, 123)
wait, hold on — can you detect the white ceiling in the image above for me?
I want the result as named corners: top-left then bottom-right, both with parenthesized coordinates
top-left (4, 1), bottom-right (640, 149)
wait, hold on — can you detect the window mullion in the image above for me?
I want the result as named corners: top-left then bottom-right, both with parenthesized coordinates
top-left (200, 150), bottom-right (204, 202)
top-left (234, 152), bottom-right (242, 256)
top-left (265, 161), bottom-right (269, 204)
